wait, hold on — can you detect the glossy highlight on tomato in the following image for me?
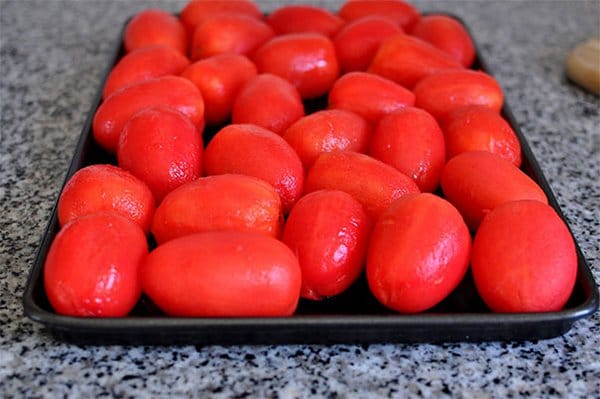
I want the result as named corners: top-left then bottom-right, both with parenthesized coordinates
top-left (44, 212), bottom-right (148, 317)
top-left (367, 193), bottom-right (471, 313)
top-left (151, 174), bottom-right (282, 244)
top-left (253, 32), bottom-right (340, 99)
top-left (282, 190), bottom-right (370, 300)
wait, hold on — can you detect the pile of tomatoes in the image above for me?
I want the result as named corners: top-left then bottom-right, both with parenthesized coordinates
top-left (43, 0), bottom-right (578, 318)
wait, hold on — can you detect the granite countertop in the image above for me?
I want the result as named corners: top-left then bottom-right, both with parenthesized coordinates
top-left (1, 0), bottom-right (599, 397)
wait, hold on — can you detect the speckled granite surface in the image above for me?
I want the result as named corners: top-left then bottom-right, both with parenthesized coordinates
top-left (1, 0), bottom-right (599, 397)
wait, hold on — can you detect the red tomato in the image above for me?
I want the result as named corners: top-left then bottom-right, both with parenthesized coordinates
top-left (328, 71), bottom-right (415, 124)
top-left (253, 33), bottom-right (340, 99)
top-left (179, 0), bottom-right (262, 34)
top-left (231, 73), bottom-right (305, 135)
top-left (142, 231), bottom-right (301, 317)
top-left (410, 14), bottom-right (476, 68)
top-left (440, 151), bottom-right (548, 230)
top-left (368, 33), bottom-right (463, 89)
top-left (369, 107), bottom-right (446, 192)
top-left (472, 200), bottom-right (577, 312)
top-left (180, 53), bottom-right (257, 125)
top-left (57, 164), bottom-right (155, 232)
top-left (124, 9), bottom-right (187, 55)
top-left (414, 69), bottom-right (504, 121)
top-left (117, 107), bottom-right (203, 203)
top-left (44, 212), bottom-right (148, 317)
top-left (189, 14), bottom-right (274, 61)
top-left (92, 76), bottom-right (205, 153)
top-left (442, 105), bottom-right (522, 166)
top-left (305, 151), bottom-right (420, 220)
top-left (151, 174), bottom-right (282, 244)
top-left (333, 16), bottom-right (402, 72)
top-left (103, 45), bottom-right (190, 99)
top-left (367, 193), bottom-right (471, 313)
top-left (204, 123), bottom-right (304, 212)
top-left (338, 0), bottom-right (420, 31)
top-left (283, 109), bottom-right (371, 169)
top-left (266, 5), bottom-right (344, 37)
top-left (282, 190), bottom-right (370, 300)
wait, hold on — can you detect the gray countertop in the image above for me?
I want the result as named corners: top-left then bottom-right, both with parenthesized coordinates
top-left (1, 0), bottom-right (599, 397)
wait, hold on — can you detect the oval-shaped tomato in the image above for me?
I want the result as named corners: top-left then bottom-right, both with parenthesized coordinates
top-left (103, 45), bottom-right (190, 99)
top-left (472, 200), bottom-right (577, 312)
top-left (179, 0), bottom-right (262, 34)
top-left (333, 16), bottom-right (403, 72)
top-left (282, 190), bottom-right (370, 300)
top-left (328, 71), bottom-right (415, 124)
top-left (305, 151), bottom-right (420, 220)
top-left (440, 151), bottom-right (548, 230)
top-left (58, 164), bottom-right (155, 233)
top-left (414, 69), bottom-right (504, 121)
top-left (181, 53), bottom-right (257, 125)
top-left (151, 174), bottom-right (282, 244)
top-left (368, 33), bottom-right (463, 89)
top-left (266, 5), bottom-right (344, 37)
top-left (44, 212), bottom-right (148, 317)
top-left (189, 14), bottom-right (275, 61)
top-left (204, 123), bottom-right (304, 212)
top-left (142, 231), bottom-right (301, 317)
top-left (410, 14), bottom-right (476, 68)
top-left (117, 106), bottom-right (203, 203)
top-left (253, 32), bottom-right (340, 99)
top-left (231, 73), bottom-right (305, 135)
top-left (338, 0), bottom-right (420, 31)
top-left (124, 8), bottom-right (187, 55)
top-left (92, 76), bottom-right (205, 153)
top-left (283, 109), bottom-right (371, 168)
top-left (369, 107), bottom-right (446, 192)
top-left (442, 105), bottom-right (522, 166)
top-left (367, 193), bottom-right (471, 313)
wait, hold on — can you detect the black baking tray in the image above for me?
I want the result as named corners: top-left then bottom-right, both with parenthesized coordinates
top-left (23, 13), bottom-right (598, 345)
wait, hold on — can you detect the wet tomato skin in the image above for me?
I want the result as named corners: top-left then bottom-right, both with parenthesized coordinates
top-left (180, 53), bottom-right (257, 125)
top-left (442, 105), bottom-right (522, 166)
top-left (151, 174), bottom-right (282, 245)
top-left (124, 9), bottom-right (187, 55)
top-left (367, 193), bottom-right (471, 313)
top-left (103, 45), bottom-right (190, 99)
top-left (333, 16), bottom-right (403, 73)
top-left (369, 106), bottom-right (446, 193)
top-left (305, 151), bottom-right (420, 220)
top-left (471, 200), bottom-right (577, 313)
top-left (179, 0), bottom-right (262, 34)
top-left (410, 14), bottom-right (476, 68)
top-left (368, 33), bottom-right (463, 89)
top-left (44, 212), bottom-right (148, 317)
top-left (141, 231), bottom-right (301, 317)
top-left (282, 190), bottom-right (370, 300)
top-left (337, 0), bottom-right (421, 31)
top-left (253, 32), bottom-right (340, 99)
top-left (283, 109), bottom-right (371, 169)
top-left (232, 73), bottom-right (305, 135)
top-left (189, 14), bottom-right (275, 61)
top-left (117, 106), bottom-right (203, 203)
top-left (414, 69), bottom-right (504, 121)
top-left (57, 164), bottom-right (155, 233)
top-left (440, 151), bottom-right (548, 230)
top-left (266, 5), bottom-right (344, 37)
top-left (92, 76), bottom-right (205, 154)
top-left (328, 71), bottom-right (415, 124)
top-left (203, 123), bottom-right (304, 213)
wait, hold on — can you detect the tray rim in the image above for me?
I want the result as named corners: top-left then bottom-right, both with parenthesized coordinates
top-left (22, 12), bottom-right (600, 345)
